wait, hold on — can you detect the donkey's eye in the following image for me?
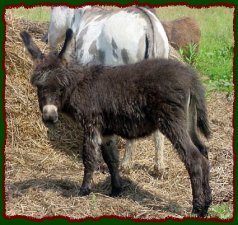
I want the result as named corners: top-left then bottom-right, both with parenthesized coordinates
top-left (59, 87), bottom-right (65, 93)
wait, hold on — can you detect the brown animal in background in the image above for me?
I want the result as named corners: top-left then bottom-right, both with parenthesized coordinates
top-left (161, 16), bottom-right (201, 51)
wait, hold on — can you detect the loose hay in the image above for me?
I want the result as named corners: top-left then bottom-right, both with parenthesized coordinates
top-left (4, 14), bottom-right (234, 220)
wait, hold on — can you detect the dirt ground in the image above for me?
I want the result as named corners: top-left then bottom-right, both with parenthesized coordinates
top-left (4, 14), bottom-right (234, 220)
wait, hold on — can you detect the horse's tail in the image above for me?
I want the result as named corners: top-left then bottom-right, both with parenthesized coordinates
top-left (137, 7), bottom-right (169, 59)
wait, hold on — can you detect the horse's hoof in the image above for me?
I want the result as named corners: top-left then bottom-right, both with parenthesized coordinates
top-left (151, 165), bottom-right (169, 179)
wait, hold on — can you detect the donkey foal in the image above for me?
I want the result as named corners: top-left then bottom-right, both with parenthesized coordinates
top-left (21, 29), bottom-right (211, 217)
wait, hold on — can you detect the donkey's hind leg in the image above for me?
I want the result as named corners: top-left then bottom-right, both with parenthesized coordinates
top-left (187, 100), bottom-right (209, 159)
top-left (181, 139), bottom-right (211, 217)
top-left (162, 123), bottom-right (211, 217)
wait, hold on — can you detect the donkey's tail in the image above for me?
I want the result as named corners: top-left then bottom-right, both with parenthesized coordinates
top-left (191, 77), bottom-right (211, 139)
top-left (136, 7), bottom-right (169, 59)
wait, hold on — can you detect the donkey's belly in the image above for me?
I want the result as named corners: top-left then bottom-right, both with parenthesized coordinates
top-left (103, 116), bottom-right (157, 139)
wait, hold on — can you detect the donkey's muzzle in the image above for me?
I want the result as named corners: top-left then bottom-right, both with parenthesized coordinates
top-left (42, 105), bottom-right (58, 124)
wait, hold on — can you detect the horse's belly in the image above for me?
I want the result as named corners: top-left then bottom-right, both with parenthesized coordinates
top-left (102, 14), bottom-right (148, 64)
top-left (75, 11), bottom-right (149, 65)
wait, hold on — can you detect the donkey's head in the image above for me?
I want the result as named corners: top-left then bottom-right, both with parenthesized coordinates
top-left (20, 29), bottom-right (74, 125)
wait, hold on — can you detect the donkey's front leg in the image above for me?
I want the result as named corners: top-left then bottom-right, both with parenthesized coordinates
top-left (80, 125), bottom-right (101, 196)
top-left (101, 136), bottom-right (122, 197)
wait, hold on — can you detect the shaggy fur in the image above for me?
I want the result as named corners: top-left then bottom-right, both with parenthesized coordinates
top-left (21, 30), bottom-right (211, 217)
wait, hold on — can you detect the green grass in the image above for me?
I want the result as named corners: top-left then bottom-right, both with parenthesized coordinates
top-left (178, 43), bottom-right (199, 65)
top-left (157, 6), bottom-right (234, 94)
top-left (7, 6), bottom-right (234, 94)
top-left (208, 203), bottom-right (233, 219)
top-left (7, 6), bottom-right (50, 22)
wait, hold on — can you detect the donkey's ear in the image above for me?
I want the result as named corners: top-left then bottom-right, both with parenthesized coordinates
top-left (58, 29), bottom-right (74, 65)
top-left (20, 31), bottom-right (44, 62)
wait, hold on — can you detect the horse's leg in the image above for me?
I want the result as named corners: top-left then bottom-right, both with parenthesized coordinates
top-left (153, 130), bottom-right (167, 178)
top-left (80, 126), bottom-right (101, 196)
top-left (101, 136), bottom-right (122, 197)
top-left (121, 139), bottom-right (136, 173)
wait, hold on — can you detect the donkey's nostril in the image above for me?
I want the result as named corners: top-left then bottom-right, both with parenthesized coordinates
top-left (42, 113), bottom-right (58, 124)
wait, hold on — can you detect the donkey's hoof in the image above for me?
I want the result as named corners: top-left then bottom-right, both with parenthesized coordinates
top-left (79, 186), bottom-right (91, 196)
top-left (192, 207), bottom-right (208, 218)
top-left (110, 187), bottom-right (123, 197)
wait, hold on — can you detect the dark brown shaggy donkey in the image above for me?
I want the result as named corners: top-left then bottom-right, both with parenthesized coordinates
top-left (20, 29), bottom-right (211, 217)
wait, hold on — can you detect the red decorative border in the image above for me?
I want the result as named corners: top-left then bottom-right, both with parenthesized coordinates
top-left (2, 2), bottom-right (236, 223)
